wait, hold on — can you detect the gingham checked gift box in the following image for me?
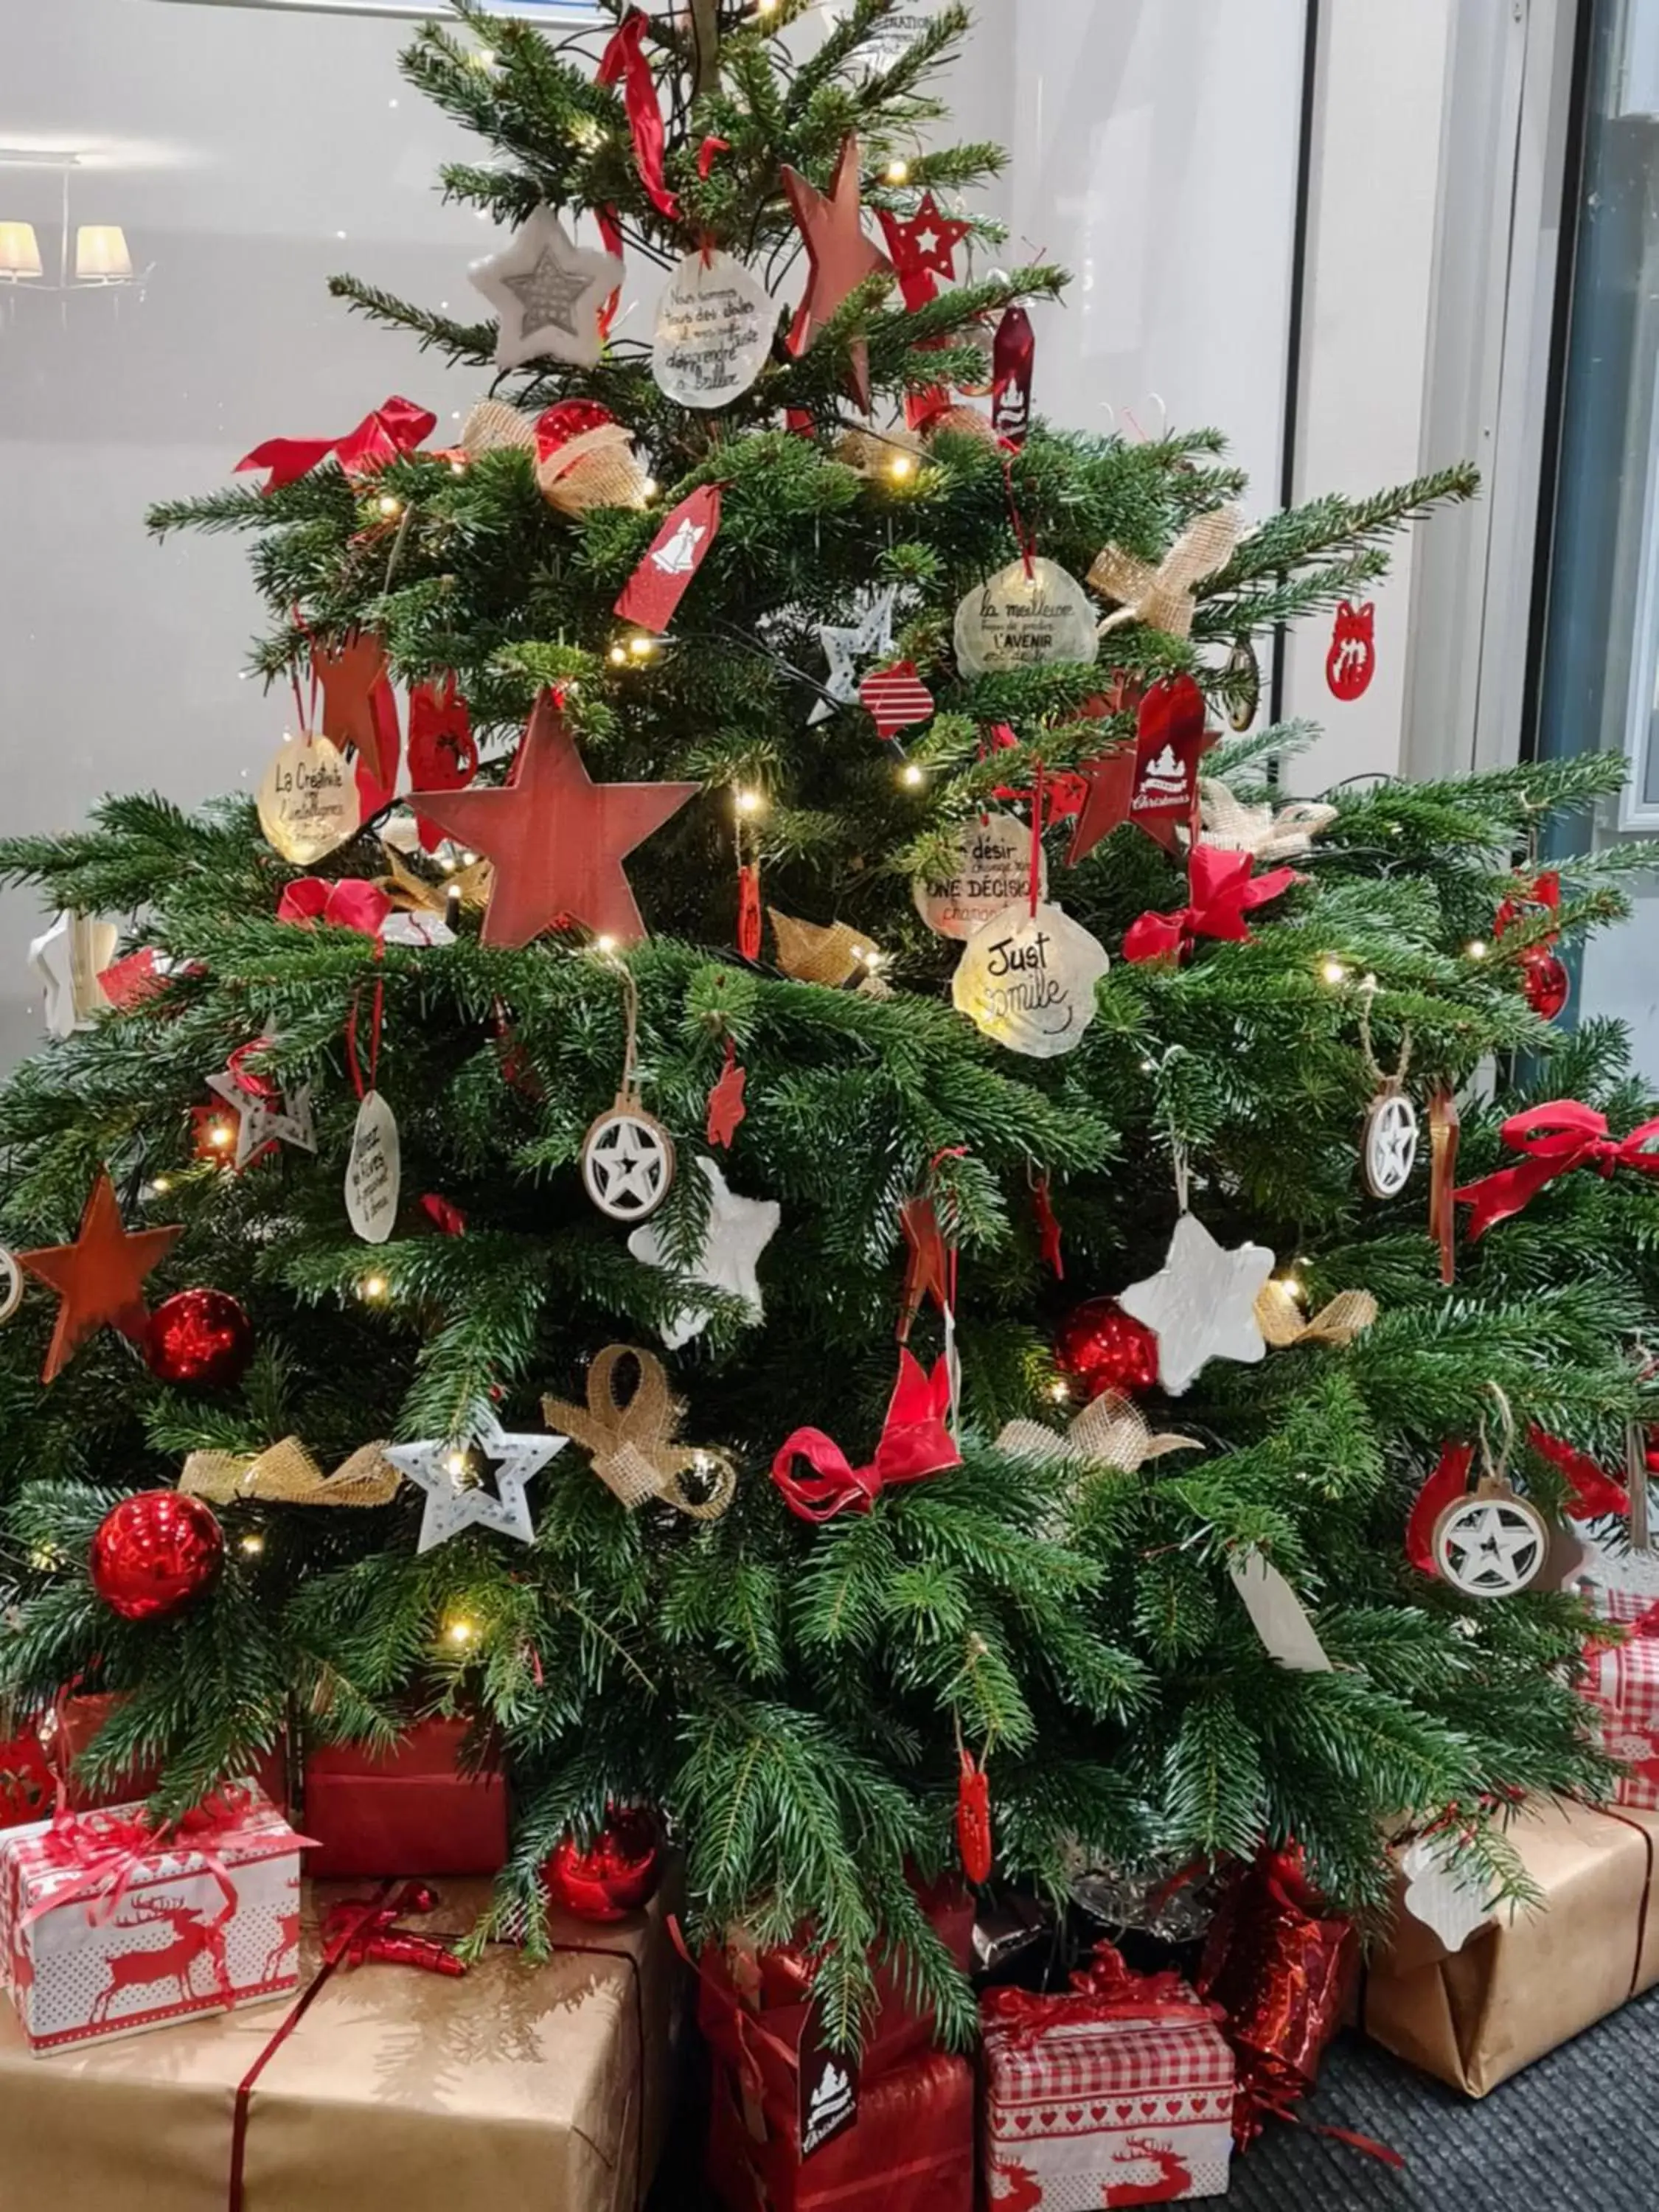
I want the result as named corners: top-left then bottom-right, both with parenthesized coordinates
top-left (981, 1944), bottom-right (1234, 2209)
top-left (1579, 1596), bottom-right (1659, 1810)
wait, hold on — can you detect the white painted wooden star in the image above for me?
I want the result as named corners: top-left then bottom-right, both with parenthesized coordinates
top-left (810, 585), bottom-right (898, 725)
top-left (386, 1410), bottom-right (567, 1553)
top-left (1117, 1211), bottom-right (1276, 1396)
top-left (29, 911), bottom-right (117, 1039)
top-left (1197, 779), bottom-right (1338, 863)
top-left (206, 1065), bottom-right (317, 1172)
top-left (628, 1155), bottom-right (780, 1351)
top-left (469, 204), bottom-right (625, 370)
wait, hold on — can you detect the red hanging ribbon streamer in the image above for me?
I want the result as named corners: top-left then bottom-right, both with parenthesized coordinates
top-left (1455, 1101), bottom-right (1659, 1239)
top-left (344, 949), bottom-right (385, 1104)
top-left (771, 1350), bottom-right (960, 1522)
top-left (1123, 846), bottom-right (1303, 964)
top-left (597, 10), bottom-right (681, 221)
top-left (956, 1742), bottom-right (993, 1885)
top-left (737, 861), bottom-right (762, 961)
top-left (236, 397), bottom-right (435, 493)
top-left (698, 135), bottom-right (731, 180)
top-left (706, 1034), bottom-right (748, 1150)
top-left (1527, 1426), bottom-right (1630, 1518)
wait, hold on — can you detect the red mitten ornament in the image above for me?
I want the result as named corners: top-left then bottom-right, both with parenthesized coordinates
top-left (1326, 600), bottom-right (1376, 701)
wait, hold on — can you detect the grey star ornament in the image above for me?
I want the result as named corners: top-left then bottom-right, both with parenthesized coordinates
top-left (205, 1065), bottom-right (316, 1172)
top-left (628, 1155), bottom-right (780, 1352)
top-left (469, 204), bottom-right (625, 370)
top-left (810, 586), bottom-right (898, 726)
top-left (386, 1411), bottom-right (567, 1553)
top-left (1117, 1211), bottom-right (1276, 1397)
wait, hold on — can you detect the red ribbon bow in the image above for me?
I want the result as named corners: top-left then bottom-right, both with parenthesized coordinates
top-left (772, 1351), bottom-right (961, 1522)
top-left (982, 1941), bottom-right (1224, 2045)
top-left (236, 396), bottom-right (436, 494)
top-left (321, 1882), bottom-right (466, 1977)
top-left (276, 877), bottom-right (392, 936)
top-left (1124, 846), bottom-right (1302, 964)
top-left (1455, 1101), bottom-right (1659, 1239)
top-left (597, 10), bottom-right (680, 221)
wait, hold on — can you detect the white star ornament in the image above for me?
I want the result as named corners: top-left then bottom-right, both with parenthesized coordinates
top-left (627, 1156), bottom-right (780, 1351)
top-left (469, 204), bottom-right (625, 370)
top-left (1117, 1212), bottom-right (1276, 1397)
top-left (386, 1411), bottom-right (567, 1553)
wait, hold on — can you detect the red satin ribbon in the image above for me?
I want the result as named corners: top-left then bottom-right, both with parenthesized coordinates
top-left (1124, 846), bottom-right (1302, 964)
top-left (982, 1941), bottom-right (1225, 2045)
top-left (236, 397), bottom-right (435, 493)
top-left (1528, 1425), bottom-right (1630, 1518)
top-left (597, 10), bottom-right (680, 221)
top-left (276, 877), bottom-right (392, 936)
top-left (772, 1351), bottom-right (960, 1522)
top-left (320, 1881), bottom-right (467, 1976)
top-left (1405, 1442), bottom-right (1474, 1575)
top-left (1455, 1102), bottom-right (1659, 1239)
top-left (698, 135), bottom-right (731, 180)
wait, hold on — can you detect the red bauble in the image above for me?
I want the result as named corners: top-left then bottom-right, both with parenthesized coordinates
top-left (1054, 1298), bottom-right (1161, 1400)
top-left (1522, 948), bottom-right (1570, 1021)
top-left (541, 1806), bottom-right (662, 1922)
top-left (90, 1492), bottom-right (223, 1621)
top-left (145, 1289), bottom-right (254, 1391)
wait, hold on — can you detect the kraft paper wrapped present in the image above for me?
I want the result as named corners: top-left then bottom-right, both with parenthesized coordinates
top-left (1360, 1798), bottom-right (1659, 2096)
top-left (0, 1875), bottom-right (681, 2211)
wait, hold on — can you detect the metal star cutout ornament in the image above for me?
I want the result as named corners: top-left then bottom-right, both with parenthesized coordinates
top-left (205, 1065), bottom-right (317, 1172)
top-left (810, 585), bottom-right (898, 724)
top-left (386, 1411), bottom-right (567, 1553)
top-left (30, 911), bottom-right (117, 1038)
top-left (470, 204), bottom-right (625, 370)
top-left (1117, 1211), bottom-right (1276, 1397)
top-left (628, 1155), bottom-right (780, 1352)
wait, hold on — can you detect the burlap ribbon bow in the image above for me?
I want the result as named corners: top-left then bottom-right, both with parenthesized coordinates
top-left (543, 1346), bottom-right (737, 1520)
top-left (1197, 781), bottom-right (1338, 863)
top-left (995, 1389), bottom-right (1197, 1472)
top-left (1089, 507), bottom-right (1241, 640)
top-left (180, 1436), bottom-right (402, 1506)
top-left (1254, 1284), bottom-right (1379, 1349)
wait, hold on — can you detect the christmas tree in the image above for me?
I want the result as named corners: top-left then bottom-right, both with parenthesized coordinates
top-left (0, 0), bottom-right (1652, 2048)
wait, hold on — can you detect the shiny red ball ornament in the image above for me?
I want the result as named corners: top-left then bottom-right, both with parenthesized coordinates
top-left (533, 400), bottom-right (616, 463)
top-left (145, 1289), bottom-right (254, 1391)
top-left (90, 1491), bottom-right (224, 1622)
top-left (541, 1806), bottom-right (662, 1922)
top-left (1522, 949), bottom-right (1570, 1021)
top-left (1054, 1297), bottom-right (1161, 1399)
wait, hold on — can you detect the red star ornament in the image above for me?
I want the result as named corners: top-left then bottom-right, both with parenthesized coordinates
top-left (18, 1169), bottom-right (183, 1384)
top-left (407, 694), bottom-right (700, 948)
top-left (877, 192), bottom-right (972, 311)
top-left (781, 135), bottom-right (894, 414)
top-left (1128, 675), bottom-right (1216, 853)
top-left (1064, 745), bottom-right (1138, 866)
top-left (315, 633), bottom-right (401, 791)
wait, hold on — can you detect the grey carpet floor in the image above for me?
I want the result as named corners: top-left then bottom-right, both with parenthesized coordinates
top-left (1231, 1996), bottom-right (1659, 2208)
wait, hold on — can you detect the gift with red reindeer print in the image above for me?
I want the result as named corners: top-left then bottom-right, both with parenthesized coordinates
top-left (981, 1943), bottom-right (1235, 2208)
top-left (0, 1782), bottom-right (312, 2053)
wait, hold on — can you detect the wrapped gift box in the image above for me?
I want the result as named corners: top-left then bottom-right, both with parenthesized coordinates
top-left (1360, 1798), bottom-right (1659, 2095)
top-left (0, 1786), bottom-right (310, 2054)
top-left (981, 1945), bottom-right (1234, 2208)
top-left (0, 1728), bottom-right (53, 1832)
top-left (302, 1719), bottom-right (507, 1878)
top-left (1578, 1601), bottom-right (1659, 1809)
top-left (55, 1694), bottom-right (290, 1815)
top-left (0, 1875), bottom-right (680, 2211)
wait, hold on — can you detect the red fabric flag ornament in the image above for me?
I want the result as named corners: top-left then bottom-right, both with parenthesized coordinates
top-left (407, 674), bottom-right (477, 852)
top-left (1528, 1426), bottom-right (1630, 1520)
top-left (17, 1170), bottom-right (184, 1385)
top-left (276, 877), bottom-right (391, 937)
top-left (780, 135), bottom-right (894, 413)
top-left (877, 192), bottom-right (971, 311)
top-left (1123, 845), bottom-right (1302, 965)
top-left (1405, 1443), bottom-right (1475, 1575)
top-left (614, 483), bottom-right (723, 633)
top-left (771, 1349), bottom-right (961, 1522)
top-left (596, 10), bottom-right (681, 222)
top-left (420, 1193), bottom-right (467, 1237)
top-left (1455, 1101), bottom-right (1659, 1240)
top-left (235, 396), bottom-right (435, 493)
top-left (407, 692), bottom-right (700, 947)
top-left (898, 1192), bottom-right (953, 1342)
top-left (314, 633), bottom-right (401, 793)
top-left (990, 305), bottom-right (1035, 448)
top-left (956, 1741), bottom-right (993, 1885)
top-left (859, 659), bottom-right (935, 743)
top-left (1126, 675), bottom-right (1216, 852)
top-left (706, 1036), bottom-right (748, 1150)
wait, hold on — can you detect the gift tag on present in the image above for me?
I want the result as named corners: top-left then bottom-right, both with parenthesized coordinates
top-left (346, 1089), bottom-right (401, 1244)
top-left (953, 558), bottom-right (1099, 678)
top-left (952, 901), bottom-right (1108, 1057)
top-left (1228, 1551), bottom-right (1332, 1672)
top-left (653, 248), bottom-right (774, 408)
top-left (1399, 1832), bottom-right (1496, 1953)
top-left (798, 2006), bottom-right (861, 2159)
top-left (913, 812), bottom-right (1047, 941)
top-left (257, 732), bottom-right (363, 865)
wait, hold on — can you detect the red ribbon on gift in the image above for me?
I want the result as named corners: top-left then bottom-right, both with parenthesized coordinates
top-left (983, 1940), bottom-right (1225, 2043)
top-left (1455, 1101), bottom-right (1659, 1239)
top-left (236, 397), bottom-right (436, 493)
top-left (598, 10), bottom-right (680, 222)
top-left (321, 1880), bottom-right (467, 1977)
top-left (1123, 846), bottom-right (1302, 964)
top-left (276, 877), bottom-right (392, 936)
top-left (772, 1351), bottom-right (961, 1522)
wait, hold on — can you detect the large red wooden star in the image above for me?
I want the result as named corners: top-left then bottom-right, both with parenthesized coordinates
top-left (408, 694), bottom-right (700, 947)
top-left (782, 135), bottom-right (894, 413)
top-left (18, 1169), bottom-right (183, 1383)
top-left (315, 633), bottom-right (401, 790)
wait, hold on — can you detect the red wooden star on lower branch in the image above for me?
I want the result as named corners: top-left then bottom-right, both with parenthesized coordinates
top-left (18, 1169), bottom-right (183, 1383)
top-left (408, 693), bottom-right (700, 948)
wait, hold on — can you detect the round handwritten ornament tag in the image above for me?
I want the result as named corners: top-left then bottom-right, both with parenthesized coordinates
top-left (345, 1089), bottom-right (401, 1245)
top-left (257, 733), bottom-right (363, 866)
top-left (951, 901), bottom-right (1109, 1057)
top-left (953, 557), bottom-right (1099, 678)
top-left (653, 250), bottom-right (774, 409)
top-left (913, 812), bottom-right (1048, 942)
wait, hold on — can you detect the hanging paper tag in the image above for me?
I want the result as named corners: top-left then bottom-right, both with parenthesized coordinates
top-left (857, 4), bottom-right (934, 77)
top-left (653, 249), bottom-right (774, 408)
top-left (990, 305), bottom-right (1034, 446)
top-left (1326, 599), bottom-right (1377, 700)
top-left (614, 484), bottom-right (723, 632)
top-left (951, 901), bottom-right (1109, 1058)
top-left (1228, 1552), bottom-right (1332, 1672)
top-left (913, 812), bottom-right (1048, 941)
top-left (1399, 1832), bottom-right (1497, 1954)
top-left (797, 2008), bottom-right (861, 2160)
top-left (257, 733), bottom-right (364, 866)
top-left (346, 1089), bottom-right (402, 1244)
top-left (953, 558), bottom-right (1099, 678)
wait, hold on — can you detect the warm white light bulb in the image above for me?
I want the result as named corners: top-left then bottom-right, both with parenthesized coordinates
top-left (445, 1450), bottom-right (467, 1478)
top-left (900, 762), bottom-right (926, 788)
top-left (445, 1618), bottom-right (476, 1646)
top-left (1319, 957), bottom-right (1347, 986)
top-left (596, 934), bottom-right (618, 956)
top-left (377, 493), bottom-right (402, 518)
top-left (240, 1533), bottom-right (265, 1557)
top-left (361, 1274), bottom-right (389, 1302)
top-left (1467, 939), bottom-right (1489, 961)
top-left (1048, 1380), bottom-right (1071, 1402)
top-left (886, 159), bottom-right (910, 184)
top-left (641, 477), bottom-right (659, 498)
top-left (609, 643), bottom-right (629, 667)
top-left (735, 788), bottom-right (763, 816)
top-left (888, 452), bottom-right (915, 480)
top-left (628, 633), bottom-right (655, 658)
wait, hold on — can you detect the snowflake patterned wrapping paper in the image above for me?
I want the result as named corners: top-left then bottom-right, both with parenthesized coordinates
top-left (0, 1785), bottom-right (310, 2053)
top-left (981, 1946), bottom-right (1234, 2208)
